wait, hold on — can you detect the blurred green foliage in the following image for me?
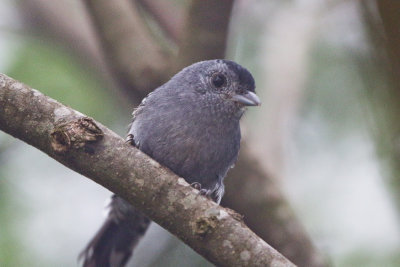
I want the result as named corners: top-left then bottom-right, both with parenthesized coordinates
top-left (338, 250), bottom-right (400, 267)
top-left (6, 39), bottom-right (122, 125)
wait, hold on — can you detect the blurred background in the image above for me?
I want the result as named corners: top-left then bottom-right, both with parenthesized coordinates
top-left (1, 0), bottom-right (400, 266)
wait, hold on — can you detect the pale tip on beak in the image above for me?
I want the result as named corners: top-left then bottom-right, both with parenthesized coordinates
top-left (232, 91), bottom-right (261, 106)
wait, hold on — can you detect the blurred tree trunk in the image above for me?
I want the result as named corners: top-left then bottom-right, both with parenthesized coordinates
top-left (361, 1), bottom-right (400, 211)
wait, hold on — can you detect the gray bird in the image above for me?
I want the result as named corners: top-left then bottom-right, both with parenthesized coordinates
top-left (80, 59), bottom-right (260, 267)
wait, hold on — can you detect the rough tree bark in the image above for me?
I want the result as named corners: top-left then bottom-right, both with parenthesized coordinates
top-left (0, 73), bottom-right (295, 267)
top-left (222, 144), bottom-right (323, 265)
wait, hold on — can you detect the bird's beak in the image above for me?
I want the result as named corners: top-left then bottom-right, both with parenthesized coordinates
top-left (232, 91), bottom-right (261, 106)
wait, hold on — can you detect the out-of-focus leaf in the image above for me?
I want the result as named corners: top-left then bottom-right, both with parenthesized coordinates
top-left (6, 40), bottom-right (121, 125)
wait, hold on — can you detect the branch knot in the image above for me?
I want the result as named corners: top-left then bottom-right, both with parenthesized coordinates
top-left (50, 117), bottom-right (103, 153)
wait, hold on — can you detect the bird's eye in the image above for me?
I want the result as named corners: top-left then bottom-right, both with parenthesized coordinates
top-left (211, 73), bottom-right (227, 88)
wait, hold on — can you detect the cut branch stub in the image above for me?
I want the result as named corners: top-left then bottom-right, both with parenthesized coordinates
top-left (50, 117), bottom-right (103, 154)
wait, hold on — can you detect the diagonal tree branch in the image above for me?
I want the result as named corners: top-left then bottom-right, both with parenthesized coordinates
top-left (223, 145), bottom-right (326, 267)
top-left (19, 0), bottom-right (108, 77)
top-left (82, 0), bottom-right (170, 101)
top-left (0, 74), bottom-right (295, 267)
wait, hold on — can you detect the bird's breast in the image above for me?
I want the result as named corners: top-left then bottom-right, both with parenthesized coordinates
top-left (133, 111), bottom-right (240, 189)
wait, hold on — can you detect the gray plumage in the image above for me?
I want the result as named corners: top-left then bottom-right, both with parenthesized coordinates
top-left (80, 59), bottom-right (260, 267)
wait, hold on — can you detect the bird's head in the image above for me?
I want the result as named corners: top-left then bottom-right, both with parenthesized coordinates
top-left (206, 59), bottom-right (260, 106)
top-left (172, 59), bottom-right (260, 116)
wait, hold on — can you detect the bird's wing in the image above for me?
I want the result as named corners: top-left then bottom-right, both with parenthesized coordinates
top-left (125, 92), bottom-right (154, 147)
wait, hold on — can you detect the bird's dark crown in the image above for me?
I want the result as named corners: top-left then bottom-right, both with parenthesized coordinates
top-left (219, 59), bottom-right (256, 92)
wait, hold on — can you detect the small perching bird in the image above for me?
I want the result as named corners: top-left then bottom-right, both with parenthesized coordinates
top-left (80, 59), bottom-right (260, 267)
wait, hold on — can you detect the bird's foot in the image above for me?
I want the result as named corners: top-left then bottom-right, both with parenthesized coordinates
top-left (125, 134), bottom-right (134, 144)
top-left (125, 134), bottom-right (138, 147)
top-left (199, 188), bottom-right (211, 196)
top-left (190, 182), bottom-right (212, 199)
top-left (190, 182), bottom-right (202, 191)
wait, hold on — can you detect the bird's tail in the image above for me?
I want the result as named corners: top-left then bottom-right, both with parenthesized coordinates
top-left (79, 195), bottom-right (151, 267)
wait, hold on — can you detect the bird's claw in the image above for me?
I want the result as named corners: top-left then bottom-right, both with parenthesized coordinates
top-left (126, 134), bottom-right (138, 147)
top-left (191, 182), bottom-right (211, 197)
top-left (190, 182), bottom-right (202, 191)
top-left (199, 189), bottom-right (210, 196)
